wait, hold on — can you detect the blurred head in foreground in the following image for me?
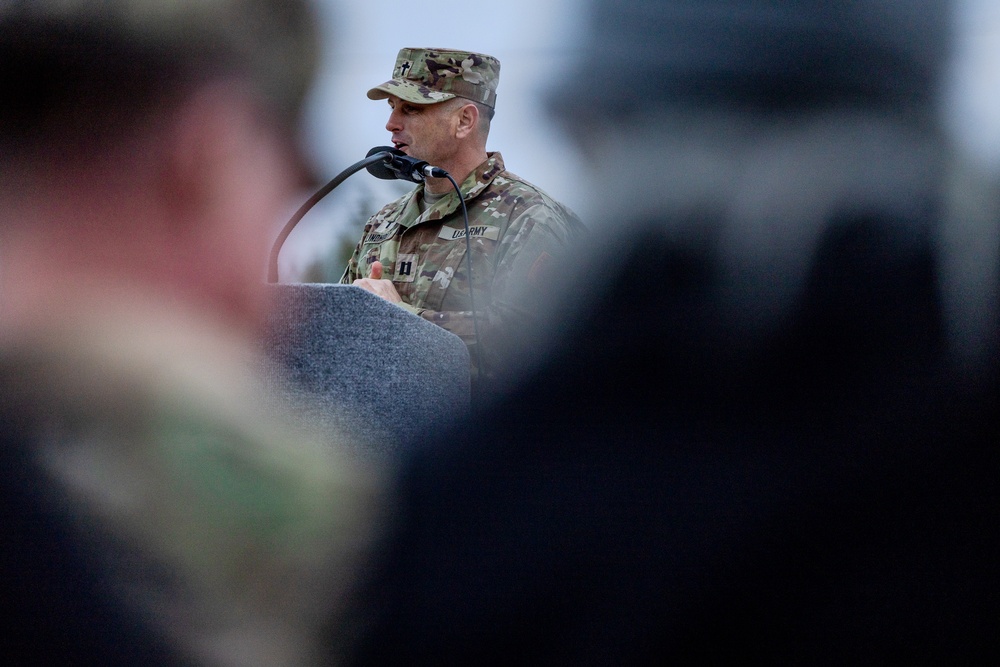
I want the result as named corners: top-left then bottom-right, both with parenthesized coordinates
top-left (552, 0), bottom-right (952, 343)
top-left (0, 0), bottom-right (319, 334)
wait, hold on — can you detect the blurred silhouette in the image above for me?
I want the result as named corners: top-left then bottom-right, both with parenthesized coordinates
top-left (0, 2), bottom-right (382, 665)
top-left (333, 0), bottom-right (1000, 663)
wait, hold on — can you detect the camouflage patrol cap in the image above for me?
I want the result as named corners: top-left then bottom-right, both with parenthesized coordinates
top-left (367, 47), bottom-right (501, 108)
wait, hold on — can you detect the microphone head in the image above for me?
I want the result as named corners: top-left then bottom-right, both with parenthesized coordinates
top-left (364, 145), bottom-right (432, 183)
top-left (366, 146), bottom-right (399, 180)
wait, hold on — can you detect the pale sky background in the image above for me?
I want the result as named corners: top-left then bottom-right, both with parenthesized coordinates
top-left (946, 0), bottom-right (1000, 170)
top-left (277, 0), bottom-right (591, 280)
top-left (276, 0), bottom-right (1000, 283)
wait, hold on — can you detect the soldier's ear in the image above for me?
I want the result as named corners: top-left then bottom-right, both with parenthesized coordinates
top-left (454, 102), bottom-right (479, 139)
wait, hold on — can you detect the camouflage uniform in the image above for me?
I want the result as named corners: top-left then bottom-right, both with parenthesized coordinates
top-left (0, 300), bottom-right (382, 667)
top-left (365, 47), bottom-right (501, 107)
top-left (343, 48), bottom-right (585, 384)
top-left (342, 153), bottom-right (582, 382)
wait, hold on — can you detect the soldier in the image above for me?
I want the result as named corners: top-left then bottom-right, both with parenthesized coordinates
top-left (340, 47), bottom-right (584, 391)
top-left (0, 2), bottom-right (382, 665)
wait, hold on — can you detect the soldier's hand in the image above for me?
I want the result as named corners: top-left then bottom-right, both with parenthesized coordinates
top-left (353, 261), bottom-right (402, 303)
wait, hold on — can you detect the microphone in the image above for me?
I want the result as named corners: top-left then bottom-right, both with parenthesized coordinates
top-left (366, 146), bottom-right (449, 182)
top-left (360, 147), bottom-right (482, 375)
top-left (268, 146), bottom-right (451, 283)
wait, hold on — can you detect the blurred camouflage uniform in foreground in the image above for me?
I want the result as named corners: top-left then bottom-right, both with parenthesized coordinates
top-left (1, 304), bottom-right (380, 666)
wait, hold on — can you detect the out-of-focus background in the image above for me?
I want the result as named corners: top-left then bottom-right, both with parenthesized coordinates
top-left (277, 0), bottom-right (1000, 286)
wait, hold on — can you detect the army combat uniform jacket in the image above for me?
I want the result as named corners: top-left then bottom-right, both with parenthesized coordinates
top-left (0, 299), bottom-right (383, 665)
top-left (341, 152), bottom-right (584, 383)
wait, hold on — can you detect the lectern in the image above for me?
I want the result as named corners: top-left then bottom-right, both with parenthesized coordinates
top-left (262, 283), bottom-right (471, 460)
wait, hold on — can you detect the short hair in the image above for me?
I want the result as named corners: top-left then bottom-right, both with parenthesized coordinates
top-left (436, 97), bottom-right (492, 140)
top-left (472, 101), bottom-right (494, 137)
top-left (0, 0), bottom-right (320, 150)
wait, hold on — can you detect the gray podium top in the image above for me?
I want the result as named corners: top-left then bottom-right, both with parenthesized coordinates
top-left (261, 283), bottom-right (470, 460)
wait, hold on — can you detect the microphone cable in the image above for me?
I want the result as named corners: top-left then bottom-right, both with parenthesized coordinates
top-left (440, 172), bottom-right (483, 381)
top-left (365, 146), bottom-right (483, 378)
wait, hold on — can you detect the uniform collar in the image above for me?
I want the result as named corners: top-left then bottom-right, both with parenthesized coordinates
top-left (407, 152), bottom-right (506, 226)
top-left (459, 151), bottom-right (505, 200)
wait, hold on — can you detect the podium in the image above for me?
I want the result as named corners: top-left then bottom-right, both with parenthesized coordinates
top-left (261, 283), bottom-right (471, 460)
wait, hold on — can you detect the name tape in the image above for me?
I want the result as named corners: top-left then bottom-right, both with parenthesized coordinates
top-left (438, 225), bottom-right (500, 242)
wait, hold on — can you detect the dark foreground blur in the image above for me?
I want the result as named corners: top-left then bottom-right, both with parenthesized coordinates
top-left (332, 1), bottom-right (1000, 663)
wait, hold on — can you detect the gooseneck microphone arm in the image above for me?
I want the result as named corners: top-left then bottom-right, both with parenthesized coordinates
top-left (267, 149), bottom-right (393, 283)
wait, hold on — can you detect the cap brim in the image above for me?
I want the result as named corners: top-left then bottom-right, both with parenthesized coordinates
top-left (366, 78), bottom-right (456, 105)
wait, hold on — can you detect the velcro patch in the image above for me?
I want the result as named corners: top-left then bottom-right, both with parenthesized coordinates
top-left (395, 253), bottom-right (418, 283)
top-left (365, 220), bottom-right (399, 244)
top-left (438, 225), bottom-right (500, 242)
top-left (528, 251), bottom-right (553, 284)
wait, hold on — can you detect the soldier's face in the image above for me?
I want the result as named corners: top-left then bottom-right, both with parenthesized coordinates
top-left (385, 95), bottom-right (463, 166)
